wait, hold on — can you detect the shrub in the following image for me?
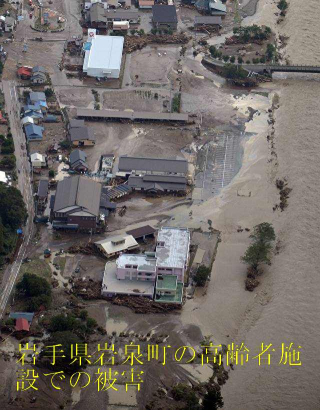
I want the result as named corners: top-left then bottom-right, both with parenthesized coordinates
top-left (194, 265), bottom-right (211, 287)
top-left (44, 88), bottom-right (54, 98)
top-left (223, 55), bottom-right (230, 62)
top-left (48, 169), bottom-right (55, 178)
top-left (79, 310), bottom-right (88, 320)
top-left (230, 56), bottom-right (236, 63)
top-left (238, 56), bottom-right (243, 64)
top-left (260, 56), bottom-right (266, 63)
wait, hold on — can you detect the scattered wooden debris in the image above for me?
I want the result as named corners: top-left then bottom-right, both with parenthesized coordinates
top-left (71, 278), bottom-right (102, 299)
top-left (68, 243), bottom-right (98, 255)
top-left (112, 296), bottom-right (182, 314)
top-left (125, 33), bottom-right (190, 54)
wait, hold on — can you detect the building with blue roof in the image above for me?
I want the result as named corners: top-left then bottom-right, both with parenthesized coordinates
top-left (25, 124), bottom-right (44, 141)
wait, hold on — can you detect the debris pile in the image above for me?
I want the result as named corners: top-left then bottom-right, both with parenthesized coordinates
top-left (125, 33), bottom-right (190, 53)
top-left (112, 296), bottom-right (182, 314)
top-left (68, 243), bottom-right (98, 255)
top-left (70, 278), bottom-right (102, 299)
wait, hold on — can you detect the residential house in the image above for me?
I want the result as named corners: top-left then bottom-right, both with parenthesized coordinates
top-left (195, 0), bottom-right (227, 17)
top-left (15, 318), bottom-right (30, 332)
top-left (32, 72), bottom-right (47, 85)
top-left (88, 3), bottom-right (140, 29)
top-left (68, 119), bottom-right (85, 130)
top-left (25, 124), bottom-right (44, 141)
top-left (9, 312), bottom-right (34, 323)
top-left (32, 66), bottom-right (46, 74)
top-left (37, 179), bottom-right (49, 205)
top-left (21, 116), bottom-right (34, 126)
top-left (69, 149), bottom-right (89, 172)
top-left (5, 16), bottom-right (16, 32)
top-left (30, 152), bottom-right (47, 168)
top-left (22, 109), bottom-right (43, 124)
top-left (152, 5), bottom-right (178, 30)
top-left (95, 234), bottom-right (139, 258)
top-left (17, 66), bottom-right (32, 80)
top-left (28, 92), bottom-right (47, 112)
top-left (50, 175), bottom-right (103, 231)
top-left (69, 126), bottom-right (95, 147)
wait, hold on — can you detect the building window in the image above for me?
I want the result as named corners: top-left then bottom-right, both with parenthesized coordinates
top-left (157, 241), bottom-right (165, 247)
top-left (125, 265), bottom-right (132, 269)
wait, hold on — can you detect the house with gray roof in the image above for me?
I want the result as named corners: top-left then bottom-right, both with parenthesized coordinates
top-left (69, 126), bottom-right (95, 147)
top-left (152, 5), bottom-right (178, 30)
top-left (128, 174), bottom-right (187, 194)
top-left (37, 179), bottom-right (49, 205)
top-left (25, 124), bottom-right (44, 141)
top-left (50, 176), bottom-right (103, 231)
top-left (69, 149), bottom-right (89, 172)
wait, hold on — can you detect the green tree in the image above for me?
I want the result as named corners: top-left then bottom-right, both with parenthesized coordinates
top-left (250, 222), bottom-right (275, 244)
top-left (202, 384), bottom-right (224, 410)
top-left (230, 56), bottom-right (236, 63)
top-left (277, 0), bottom-right (288, 11)
top-left (0, 184), bottom-right (27, 229)
top-left (0, 155), bottom-right (16, 169)
top-left (266, 43), bottom-right (276, 61)
top-left (241, 241), bottom-right (272, 270)
top-left (172, 384), bottom-right (201, 410)
top-left (86, 317), bottom-right (97, 331)
top-left (194, 265), bottom-right (210, 287)
top-left (49, 169), bottom-right (55, 178)
top-left (79, 310), bottom-right (88, 320)
top-left (50, 314), bottom-right (77, 332)
top-left (238, 56), bottom-right (243, 64)
top-left (17, 273), bottom-right (51, 297)
top-left (42, 331), bottom-right (83, 373)
top-left (44, 88), bottom-right (54, 98)
top-left (223, 63), bottom-right (248, 80)
top-left (151, 28), bottom-right (157, 35)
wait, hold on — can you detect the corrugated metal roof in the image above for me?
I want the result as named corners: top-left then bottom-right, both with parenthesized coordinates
top-left (38, 179), bottom-right (49, 198)
top-left (69, 127), bottom-right (95, 141)
top-left (83, 35), bottom-right (124, 72)
top-left (53, 176), bottom-right (102, 216)
top-left (119, 156), bottom-right (188, 174)
top-left (70, 149), bottom-right (87, 165)
top-left (152, 5), bottom-right (177, 23)
top-left (77, 108), bottom-right (189, 122)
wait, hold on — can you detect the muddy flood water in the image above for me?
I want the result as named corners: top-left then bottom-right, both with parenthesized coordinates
top-left (223, 1), bottom-right (320, 409)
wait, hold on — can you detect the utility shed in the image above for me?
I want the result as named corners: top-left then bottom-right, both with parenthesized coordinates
top-left (83, 35), bottom-right (124, 79)
top-left (126, 225), bottom-right (157, 240)
top-left (194, 16), bottom-right (222, 26)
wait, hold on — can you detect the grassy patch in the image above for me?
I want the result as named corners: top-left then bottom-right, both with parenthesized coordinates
top-left (20, 257), bottom-right (52, 280)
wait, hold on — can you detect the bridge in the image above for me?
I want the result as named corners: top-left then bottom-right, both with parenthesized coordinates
top-left (202, 57), bottom-right (320, 75)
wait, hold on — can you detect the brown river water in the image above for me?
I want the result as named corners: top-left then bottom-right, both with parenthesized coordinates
top-left (223, 1), bottom-right (320, 409)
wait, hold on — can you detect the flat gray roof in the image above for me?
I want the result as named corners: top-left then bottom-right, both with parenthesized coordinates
top-left (77, 108), bottom-right (189, 122)
top-left (119, 156), bottom-right (188, 174)
top-left (156, 227), bottom-right (190, 269)
top-left (102, 262), bottom-right (155, 297)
